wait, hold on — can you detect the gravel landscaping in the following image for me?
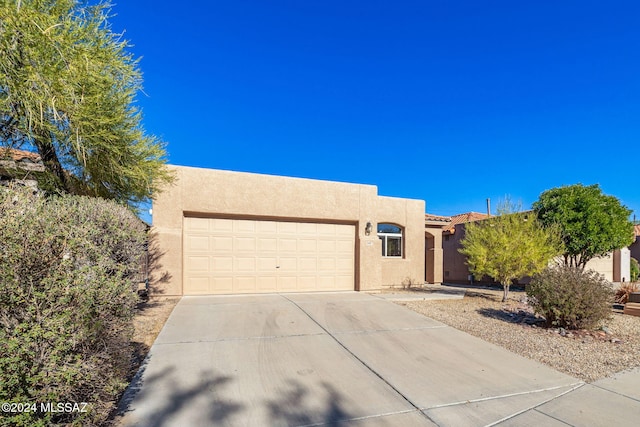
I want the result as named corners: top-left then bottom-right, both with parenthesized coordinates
top-left (396, 286), bottom-right (640, 383)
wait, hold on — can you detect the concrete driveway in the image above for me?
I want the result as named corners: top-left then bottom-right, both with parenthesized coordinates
top-left (117, 292), bottom-right (601, 426)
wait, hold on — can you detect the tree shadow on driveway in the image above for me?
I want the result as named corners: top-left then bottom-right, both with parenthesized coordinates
top-left (115, 362), bottom-right (361, 426)
top-left (265, 380), bottom-right (356, 426)
top-left (115, 361), bottom-right (244, 426)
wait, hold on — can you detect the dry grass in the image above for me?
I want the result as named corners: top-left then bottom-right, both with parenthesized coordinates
top-left (398, 286), bottom-right (640, 383)
top-left (129, 296), bottom-right (180, 374)
top-left (106, 296), bottom-right (180, 426)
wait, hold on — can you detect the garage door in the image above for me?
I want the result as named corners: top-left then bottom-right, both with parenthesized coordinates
top-left (183, 217), bottom-right (355, 295)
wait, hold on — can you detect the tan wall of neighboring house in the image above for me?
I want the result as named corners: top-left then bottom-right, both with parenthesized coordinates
top-left (584, 253), bottom-right (613, 282)
top-left (442, 225), bottom-right (474, 284)
top-left (613, 248), bottom-right (631, 282)
top-left (631, 237), bottom-right (640, 264)
top-left (152, 165), bottom-right (425, 295)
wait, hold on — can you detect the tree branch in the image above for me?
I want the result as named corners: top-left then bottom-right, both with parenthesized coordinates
top-left (33, 132), bottom-right (68, 192)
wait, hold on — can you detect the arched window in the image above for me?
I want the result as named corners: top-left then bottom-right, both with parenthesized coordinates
top-left (377, 223), bottom-right (403, 257)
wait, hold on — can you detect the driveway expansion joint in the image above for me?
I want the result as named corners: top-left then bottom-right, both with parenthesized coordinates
top-left (590, 382), bottom-right (640, 403)
top-left (297, 409), bottom-right (421, 427)
top-left (424, 382), bottom-right (585, 410)
top-left (529, 408), bottom-right (574, 427)
top-left (153, 332), bottom-right (328, 345)
top-left (281, 294), bottom-right (439, 426)
top-left (481, 382), bottom-right (585, 427)
top-left (332, 325), bottom-right (448, 335)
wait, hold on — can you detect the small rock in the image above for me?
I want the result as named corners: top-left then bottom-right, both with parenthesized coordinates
top-left (611, 338), bottom-right (622, 344)
top-left (600, 326), bottom-right (611, 335)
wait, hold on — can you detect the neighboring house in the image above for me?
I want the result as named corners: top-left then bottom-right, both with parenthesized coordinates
top-left (152, 166), bottom-right (430, 296)
top-left (425, 214), bottom-right (452, 285)
top-left (441, 211), bottom-right (631, 284)
top-left (0, 148), bottom-right (45, 189)
top-left (630, 225), bottom-right (640, 262)
top-left (441, 212), bottom-right (491, 284)
top-left (579, 248), bottom-right (630, 283)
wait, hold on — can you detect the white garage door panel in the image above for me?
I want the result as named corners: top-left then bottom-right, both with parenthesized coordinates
top-left (183, 217), bottom-right (355, 295)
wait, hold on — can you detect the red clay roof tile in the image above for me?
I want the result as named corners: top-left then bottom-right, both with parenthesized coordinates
top-left (449, 212), bottom-right (490, 227)
top-left (0, 148), bottom-right (42, 163)
top-left (425, 213), bottom-right (451, 222)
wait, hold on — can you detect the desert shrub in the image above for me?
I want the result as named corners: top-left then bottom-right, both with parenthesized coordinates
top-left (401, 277), bottom-right (420, 289)
top-left (526, 265), bottom-right (613, 329)
top-left (0, 186), bottom-right (146, 426)
top-left (615, 282), bottom-right (639, 304)
top-left (631, 257), bottom-right (639, 282)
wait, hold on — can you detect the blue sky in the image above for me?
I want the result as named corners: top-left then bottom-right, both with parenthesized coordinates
top-left (111, 1), bottom-right (639, 219)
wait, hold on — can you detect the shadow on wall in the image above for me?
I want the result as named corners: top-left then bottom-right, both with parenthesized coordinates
top-left (144, 231), bottom-right (172, 295)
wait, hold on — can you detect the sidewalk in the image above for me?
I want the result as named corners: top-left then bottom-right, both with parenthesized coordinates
top-left (503, 367), bottom-right (640, 426)
top-left (371, 284), bottom-right (467, 302)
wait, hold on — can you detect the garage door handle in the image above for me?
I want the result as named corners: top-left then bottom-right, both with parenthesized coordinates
top-left (276, 266), bottom-right (280, 268)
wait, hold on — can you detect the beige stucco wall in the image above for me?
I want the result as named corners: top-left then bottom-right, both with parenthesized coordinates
top-left (584, 254), bottom-right (613, 282)
top-left (425, 227), bottom-right (444, 284)
top-left (376, 196), bottom-right (426, 286)
top-left (152, 165), bottom-right (425, 295)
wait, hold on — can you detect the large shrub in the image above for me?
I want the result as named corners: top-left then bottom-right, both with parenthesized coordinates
top-left (526, 265), bottom-right (613, 329)
top-left (0, 186), bottom-right (146, 426)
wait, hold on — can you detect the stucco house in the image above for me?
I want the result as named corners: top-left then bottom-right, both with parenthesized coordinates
top-left (152, 166), bottom-right (446, 296)
top-left (441, 212), bottom-right (490, 284)
top-left (150, 166), bottom-right (634, 296)
top-left (630, 225), bottom-right (640, 262)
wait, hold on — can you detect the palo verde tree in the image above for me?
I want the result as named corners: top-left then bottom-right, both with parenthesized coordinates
top-left (459, 200), bottom-right (562, 302)
top-left (0, 0), bottom-right (173, 207)
top-left (532, 184), bottom-right (634, 269)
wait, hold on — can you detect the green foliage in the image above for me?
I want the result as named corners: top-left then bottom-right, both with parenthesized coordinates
top-left (533, 184), bottom-right (634, 268)
top-left (631, 258), bottom-right (639, 282)
top-left (527, 265), bottom-right (613, 329)
top-left (0, 186), bottom-right (146, 426)
top-left (459, 199), bottom-right (562, 302)
top-left (0, 0), bottom-right (174, 208)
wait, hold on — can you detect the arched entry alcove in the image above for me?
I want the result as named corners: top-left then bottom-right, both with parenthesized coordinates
top-left (424, 228), bottom-right (443, 284)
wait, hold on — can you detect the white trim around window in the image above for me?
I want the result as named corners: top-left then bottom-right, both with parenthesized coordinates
top-left (377, 223), bottom-right (403, 257)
